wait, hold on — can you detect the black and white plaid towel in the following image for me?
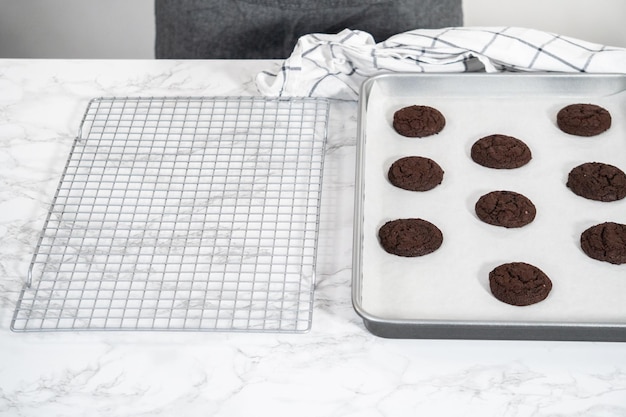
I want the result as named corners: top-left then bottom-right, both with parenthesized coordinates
top-left (256, 27), bottom-right (626, 100)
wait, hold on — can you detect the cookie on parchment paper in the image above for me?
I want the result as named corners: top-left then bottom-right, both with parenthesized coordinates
top-left (470, 134), bottom-right (532, 169)
top-left (392, 105), bottom-right (446, 138)
top-left (475, 190), bottom-right (536, 228)
top-left (378, 218), bottom-right (443, 257)
top-left (388, 156), bottom-right (444, 192)
top-left (580, 222), bottom-right (626, 265)
top-left (489, 262), bottom-right (552, 306)
top-left (566, 162), bottom-right (626, 202)
top-left (557, 103), bottom-right (611, 137)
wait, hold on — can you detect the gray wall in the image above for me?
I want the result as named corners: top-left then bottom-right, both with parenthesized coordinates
top-left (0, 0), bottom-right (155, 58)
top-left (0, 0), bottom-right (625, 59)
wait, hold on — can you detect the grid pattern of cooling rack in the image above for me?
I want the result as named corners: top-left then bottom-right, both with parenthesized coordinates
top-left (12, 96), bottom-right (328, 332)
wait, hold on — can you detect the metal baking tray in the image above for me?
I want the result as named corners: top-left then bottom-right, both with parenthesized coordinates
top-left (352, 73), bottom-right (626, 341)
top-left (12, 96), bottom-right (329, 333)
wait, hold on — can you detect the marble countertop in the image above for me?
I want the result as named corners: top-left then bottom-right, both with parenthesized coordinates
top-left (0, 59), bottom-right (625, 417)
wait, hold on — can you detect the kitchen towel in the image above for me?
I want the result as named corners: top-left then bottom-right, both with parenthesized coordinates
top-left (256, 26), bottom-right (626, 100)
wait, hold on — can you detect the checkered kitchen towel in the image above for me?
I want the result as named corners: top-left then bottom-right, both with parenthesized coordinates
top-left (256, 27), bottom-right (626, 100)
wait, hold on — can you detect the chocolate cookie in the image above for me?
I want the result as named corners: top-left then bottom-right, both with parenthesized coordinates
top-left (566, 162), bottom-right (626, 202)
top-left (378, 218), bottom-right (443, 257)
top-left (392, 105), bottom-right (446, 138)
top-left (557, 103), bottom-right (611, 137)
top-left (388, 156), bottom-right (444, 191)
top-left (489, 262), bottom-right (552, 306)
top-left (470, 134), bottom-right (532, 169)
top-left (580, 222), bottom-right (626, 265)
top-left (475, 191), bottom-right (536, 228)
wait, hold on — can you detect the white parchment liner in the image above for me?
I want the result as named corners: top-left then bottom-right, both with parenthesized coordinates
top-left (360, 77), bottom-right (626, 324)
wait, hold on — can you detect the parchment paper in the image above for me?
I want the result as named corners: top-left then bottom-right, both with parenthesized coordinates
top-left (360, 76), bottom-right (626, 324)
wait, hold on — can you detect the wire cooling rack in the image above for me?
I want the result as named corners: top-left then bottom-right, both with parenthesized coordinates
top-left (12, 96), bottom-right (328, 332)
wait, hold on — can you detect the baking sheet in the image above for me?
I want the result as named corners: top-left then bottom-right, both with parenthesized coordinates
top-left (352, 73), bottom-right (626, 340)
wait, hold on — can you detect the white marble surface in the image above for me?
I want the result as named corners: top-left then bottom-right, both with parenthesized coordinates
top-left (0, 59), bottom-right (625, 416)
